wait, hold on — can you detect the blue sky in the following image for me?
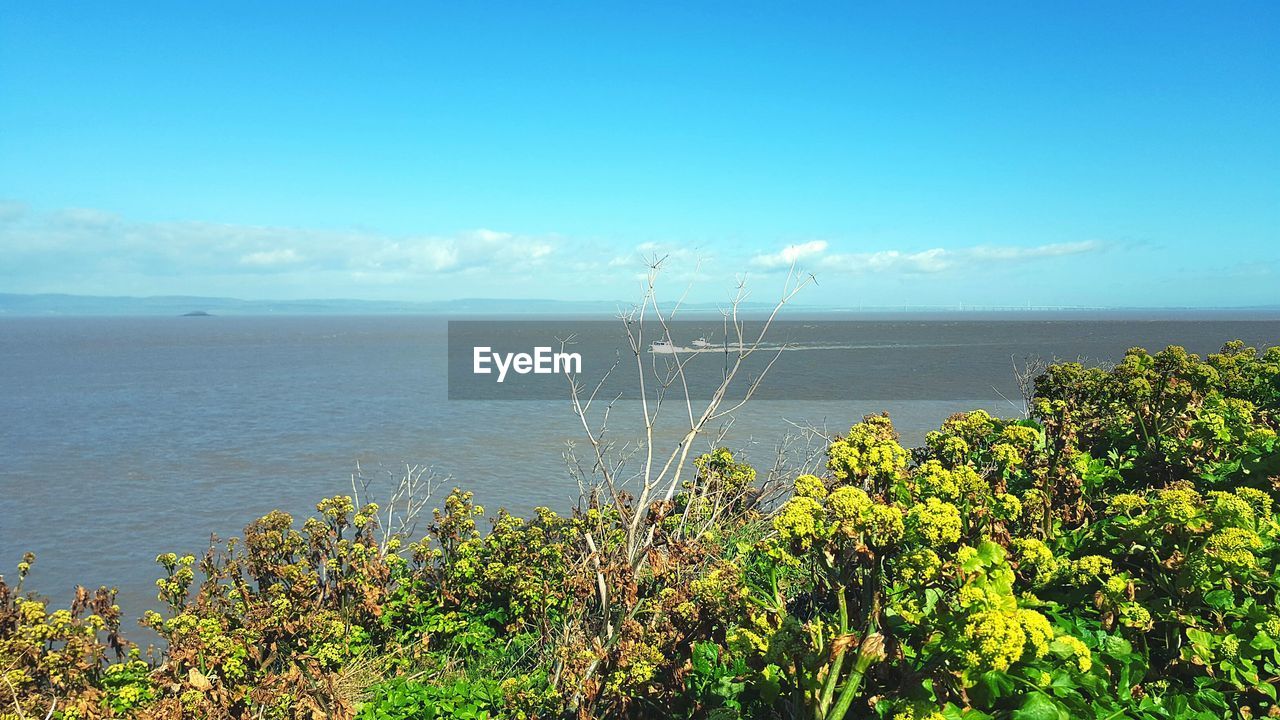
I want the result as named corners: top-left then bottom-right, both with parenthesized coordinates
top-left (1, 2), bottom-right (1276, 307)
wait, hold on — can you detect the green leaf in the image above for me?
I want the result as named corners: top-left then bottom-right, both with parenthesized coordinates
top-left (1203, 588), bottom-right (1234, 610)
top-left (757, 664), bottom-right (782, 704)
top-left (976, 540), bottom-right (1007, 567)
top-left (1251, 633), bottom-right (1277, 651)
top-left (969, 671), bottom-right (1015, 705)
top-left (1011, 693), bottom-right (1069, 720)
top-left (1185, 628), bottom-right (1215, 650)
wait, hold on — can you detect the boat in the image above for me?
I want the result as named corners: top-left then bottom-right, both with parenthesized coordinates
top-left (649, 337), bottom-right (720, 354)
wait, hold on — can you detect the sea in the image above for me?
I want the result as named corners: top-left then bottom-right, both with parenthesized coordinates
top-left (2, 314), bottom-right (1278, 644)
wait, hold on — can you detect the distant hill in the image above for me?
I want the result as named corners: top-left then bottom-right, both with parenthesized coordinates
top-left (2, 293), bottom-right (1277, 319)
top-left (0, 293), bottom-right (788, 317)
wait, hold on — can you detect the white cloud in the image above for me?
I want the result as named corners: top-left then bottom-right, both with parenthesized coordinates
top-left (364, 240), bottom-right (461, 273)
top-left (749, 240), bottom-right (1103, 276)
top-left (54, 207), bottom-right (119, 228)
top-left (0, 200), bottom-right (1114, 302)
top-left (967, 240), bottom-right (1101, 262)
top-left (609, 241), bottom-right (707, 270)
top-left (239, 248), bottom-right (303, 267)
top-left (750, 240), bottom-right (829, 269)
top-left (0, 205), bottom-right (564, 293)
top-left (824, 248), bottom-right (952, 274)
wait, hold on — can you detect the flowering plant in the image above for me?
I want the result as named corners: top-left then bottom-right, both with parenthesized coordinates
top-left (3, 340), bottom-right (1278, 719)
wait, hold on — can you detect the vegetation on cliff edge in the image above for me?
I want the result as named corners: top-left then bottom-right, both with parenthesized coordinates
top-left (4, 340), bottom-right (1280, 719)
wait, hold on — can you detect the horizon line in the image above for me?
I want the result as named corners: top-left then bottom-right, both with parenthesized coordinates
top-left (2, 291), bottom-right (1279, 316)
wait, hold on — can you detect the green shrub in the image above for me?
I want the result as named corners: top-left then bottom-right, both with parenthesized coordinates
top-left (3, 340), bottom-right (1278, 719)
top-left (356, 677), bottom-right (504, 720)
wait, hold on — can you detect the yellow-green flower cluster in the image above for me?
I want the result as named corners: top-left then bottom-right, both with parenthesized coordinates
top-left (1155, 487), bottom-right (1203, 524)
top-left (1202, 527), bottom-right (1264, 572)
top-left (179, 688), bottom-right (204, 711)
top-left (1017, 609), bottom-right (1054, 659)
top-left (906, 498), bottom-right (962, 548)
top-left (913, 460), bottom-right (987, 504)
top-left (1219, 634), bottom-right (1241, 659)
top-left (927, 433), bottom-right (970, 464)
top-left (1052, 634), bottom-right (1092, 672)
top-left (694, 447), bottom-right (757, 493)
top-left (991, 442), bottom-right (1024, 472)
top-left (9, 598), bottom-right (106, 646)
top-left (1020, 489), bottom-right (1049, 522)
top-left (108, 676), bottom-right (146, 707)
top-left (892, 705), bottom-right (946, 720)
top-left (154, 553), bottom-right (196, 605)
top-left (1233, 486), bottom-right (1273, 518)
top-left (1108, 493), bottom-right (1148, 515)
top-left (863, 503), bottom-right (906, 546)
top-left (775, 479), bottom-right (906, 551)
top-left (726, 625), bottom-right (769, 656)
top-left (310, 614), bottom-right (358, 667)
top-left (141, 610), bottom-right (164, 630)
top-left (353, 502), bottom-right (379, 529)
top-left (955, 572), bottom-right (1016, 611)
top-left (992, 493), bottom-right (1022, 521)
top-left (773, 496), bottom-right (826, 550)
top-left (896, 548), bottom-right (942, 585)
top-left (827, 486), bottom-right (872, 521)
top-left (14, 597), bottom-right (45, 626)
top-left (1206, 490), bottom-right (1256, 527)
top-left (961, 609), bottom-right (1026, 672)
top-left (761, 616), bottom-right (813, 669)
top-left (1118, 602), bottom-right (1152, 630)
top-left (316, 495), bottom-right (355, 520)
top-left (604, 640), bottom-right (665, 694)
top-left (1000, 424), bottom-right (1041, 448)
top-left (940, 409), bottom-right (997, 443)
top-left (793, 473), bottom-right (827, 499)
top-left (1070, 555), bottom-right (1114, 584)
top-left (433, 489), bottom-right (486, 542)
top-left (689, 560), bottom-right (745, 617)
top-left (1034, 392), bottom-right (1064, 415)
top-left (828, 414), bottom-right (908, 482)
top-left (1103, 576), bottom-right (1129, 596)
top-left (1248, 425), bottom-right (1279, 444)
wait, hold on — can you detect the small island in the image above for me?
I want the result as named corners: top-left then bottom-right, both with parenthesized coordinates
top-left (180, 310), bottom-right (213, 317)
